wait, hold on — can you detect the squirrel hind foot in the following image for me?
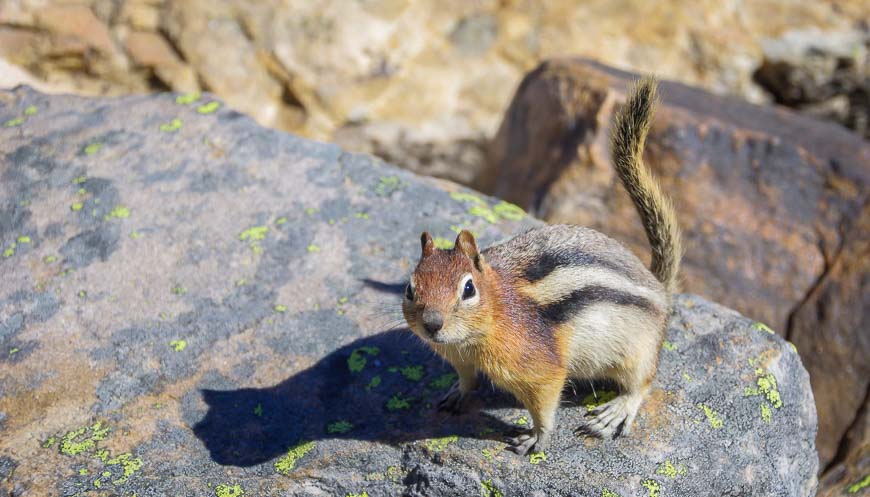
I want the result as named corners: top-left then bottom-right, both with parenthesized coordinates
top-left (576, 393), bottom-right (644, 439)
top-left (505, 432), bottom-right (543, 456)
top-left (436, 382), bottom-right (472, 415)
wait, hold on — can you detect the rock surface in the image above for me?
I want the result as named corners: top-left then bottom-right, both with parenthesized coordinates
top-left (0, 88), bottom-right (818, 496)
top-left (0, 0), bottom-right (867, 184)
top-left (483, 58), bottom-right (870, 476)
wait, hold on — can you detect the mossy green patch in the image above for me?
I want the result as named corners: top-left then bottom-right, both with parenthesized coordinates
top-left (170, 339), bottom-right (187, 352)
top-left (450, 192), bottom-right (486, 205)
top-left (2, 244), bottom-right (14, 258)
top-left (42, 436), bottom-right (56, 448)
top-left (60, 422), bottom-right (111, 456)
top-left (492, 201), bottom-right (525, 220)
top-left (73, 176), bottom-right (87, 184)
top-left (426, 435), bottom-right (458, 452)
top-left (468, 205), bottom-right (499, 224)
top-left (400, 365), bottom-right (424, 382)
top-left (387, 393), bottom-right (412, 411)
top-left (197, 101), bottom-right (221, 114)
top-left (374, 176), bottom-right (402, 196)
top-left (365, 375), bottom-right (382, 390)
top-left (77, 290), bottom-right (87, 299)
top-left (582, 390), bottom-right (617, 410)
top-left (429, 373), bottom-right (457, 390)
top-left (215, 483), bottom-right (244, 497)
top-left (274, 441), bottom-right (315, 475)
top-left (656, 460), bottom-right (687, 478)
top-left (601, 489), bottom-right (621, 497)
top-left (698, 404), bottom-right (723, 429)
top-left (175, 92), bottom-right (201, 105)
top-left (752, 322), bottom-right (775, 334)
top-left (159, 118), bottom-right (182, 132)
top-left (239, 226), bottom-right (269, 241)
top-left (481, 479), bottom-right (503, 497)
top-left (84, 143), bottom-right (102, 155)
top-left (641, 479), bottom-right (660, 497)
top-left (17, 235), bottom-right (31, 244)
top-left (661, 341), bottom-right (677, 352)
top-left (747, 370), bottom-right (783, 409)
top-left (348, 346), bottom-right (379, 373)
top-left (847, 474), bottom-right (870, 493)
top-left (346, 492), bottom-right (368, 497)
top-left (529, 451), bottom-right (547, 464)
top-left (4, 117), bottom-right (24, 127)
top-left (106, 206), bottom-right (131, 219)
top-left (327, 420), bottom-right (354, 434)
top-left (78, 468), bottom-right (88, 475)
top-left (24, 105), bottom-right (37, 115)
top-left (760, 403), bottom-right (772, 423)
top-left (274, 304), bottom-right (287, 313)
top-left (433, 237), bottom-right (453, 249)
top-left (8, 348), bottom-right (18, 356)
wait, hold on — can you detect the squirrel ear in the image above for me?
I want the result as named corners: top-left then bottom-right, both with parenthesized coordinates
top-left (420, 232), bottom-right (434, 257)
top-left (455, 230), bottom-right (484, 271)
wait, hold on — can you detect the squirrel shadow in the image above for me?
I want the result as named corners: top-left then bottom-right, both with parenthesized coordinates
top-left (192, 280), bottom-right (606, 467)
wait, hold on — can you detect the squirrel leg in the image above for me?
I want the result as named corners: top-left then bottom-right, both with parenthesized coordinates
top-left (506, 376), bottom-right (565, 455)
top-left (437, 359), bottom-right (477, 414)
top-left (577, 380), bottom-right (650, 439)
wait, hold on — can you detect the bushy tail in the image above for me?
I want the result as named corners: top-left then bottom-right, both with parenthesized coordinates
top-left (610, 77), bottom-right (682, 292)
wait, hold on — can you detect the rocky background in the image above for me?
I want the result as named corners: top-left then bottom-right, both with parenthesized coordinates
top-left (1, 1), bottom-right (868, 495)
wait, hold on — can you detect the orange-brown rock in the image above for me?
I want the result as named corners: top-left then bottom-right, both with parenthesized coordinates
top-left (482, 58), bottom-right (870, 479)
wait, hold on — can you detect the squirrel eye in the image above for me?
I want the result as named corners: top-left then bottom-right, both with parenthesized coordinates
top-left (462, 279), bottom-right (476, 300)
top-left (405, 284), bottom-right (414, 301)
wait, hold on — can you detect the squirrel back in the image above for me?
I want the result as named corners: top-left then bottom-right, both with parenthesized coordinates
top-left (609, 77), bottom-right (682, 293)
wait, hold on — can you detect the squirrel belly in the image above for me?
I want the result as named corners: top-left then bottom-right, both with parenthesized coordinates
top-left (402, 77), bottom-right (682, 456)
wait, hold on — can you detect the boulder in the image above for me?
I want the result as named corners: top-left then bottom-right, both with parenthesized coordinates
top-left (482, 58), bottom-right (870, 476)
top-left (0, 88), bottom-right (817, 496)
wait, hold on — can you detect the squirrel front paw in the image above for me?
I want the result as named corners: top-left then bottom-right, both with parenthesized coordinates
top-left (505, 430), bottom-right (545, 456)
top-left (437, 382), bottom-right (471, 414)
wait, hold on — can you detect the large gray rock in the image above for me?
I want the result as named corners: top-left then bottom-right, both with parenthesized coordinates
top-left (0, 88), bottom-right (817, 496)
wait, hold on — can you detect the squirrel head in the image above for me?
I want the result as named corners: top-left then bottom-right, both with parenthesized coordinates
top-left (402, 230), bottom-right (492, 345)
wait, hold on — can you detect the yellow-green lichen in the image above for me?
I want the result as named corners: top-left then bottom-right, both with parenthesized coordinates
top-left (601, 489), bottom-right (621, 497)
top-left (354, 212), bottom-right (369, 219)
top-left (274, 441), bottom-right (315, 475)
top-left (84, 143), bottom-right (102, 155)
top-left (346, 492), bottom-right (368, 497)
top-left (682, 372), bottom-right (692, 382)
top-left (492, 201), bottom-right (525, 220)
top-left (253, 403), bottom-right (263, 417)
top-left (468, 205), bottom-right (499, 224)
top-left (698, 404), bottom-right (723, 429)
top-left (656, 460), bottom-right (687, 478)
top-left (482, 448), bottom-right (495, 461)
top-left (106, 206), bottom-right (130, 219)
top-left (239, 226), bottom-right (269, 241)
top-left (661, 341), bottom-right (677, 352)
top-left (17, 235), bottom-right (31, 244)
top-left (73, 176), bottom-right (87, 184)
top-left (197, 101), bottom-right (221, 114)
top-left (93, 478), bottom-right (102, 488)
top-left (515, 415), bottom-right (528, 426)
top-left (529, 451), bottom-right (547, 464)
top-left (847, 474), bottom-right (870, 493)
top-left (130, 231), bottom-right (142, 239)
top-left (348, 346), bottom-right (379, 373)
top-left (9, 348), bottom-right (18, 356)
top-left (2, 243), bottom-right (14, 258)
top-left (582, 390), bottom-right (617, 410)
top-left (327, 420), bottom-right (354, 434)
top-left (745, 369), bottom-right (783, 409)
top-left (171, 285), bottom-right (187, 296)
top-left (78, 468), bottom-right (88, 475)
top-left (760, 403), bottom-right (772, 423)
top-left (400, 365), bottom-right (424, 382)
top-left (4, 117), bottom-right (24, 127)
top-left (275, 216), bottom-right (288, 225)
top-left (307, 244), bottom-right (321, 253)
top-left (426, 435), bottom-right (458, 452)
top-left (365, 375), bottom-right (381, 390)
top-left (386, 393), bottom-right (411, 411)
top-left (641, 479), bottom-right (660, 497)
top-left (274, 304), bottom-right (287, 313)
top-left (752, 322), bottom-right (775, 334)
top-left (450, 192), bottom-right (486, 205)
top-left (433, 237), bottom-right (453, 249)
top-left (374, 176), bottom-right (402, 196)
top-left (215, 483), bottom-right (244, 497)
top-left (106, 453), bottom-right (142, 484)
top-left (24, 105), bottom-right (37, 115)
top-left (170, 340), bottom-right (187, 352)
top-left (159, 118), bottom-right (182, 132)
top-left (481, 479), bottom-right (503, 497)
top-left (60, 422), bottom-right (111, 456)
top-left (42, 436), bottom-right (56, 448)
top-left (429, 373), bottom-right (457, 390)
top-left (175, 92), bottom-right (201, 105)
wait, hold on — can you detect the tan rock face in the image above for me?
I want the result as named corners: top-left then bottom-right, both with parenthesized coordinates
top-left (483, 58), bottom-right (870, 488)
top-left (0, 0), bottom-right (866, 181)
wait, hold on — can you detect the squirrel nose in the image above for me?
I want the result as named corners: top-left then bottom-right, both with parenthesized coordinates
top-left (422, 310), bottom-right (443, 336)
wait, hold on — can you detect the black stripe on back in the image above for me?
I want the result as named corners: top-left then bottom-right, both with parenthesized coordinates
top-left (538, 285), bottom-right (656, 325)
top-left (523, 251), bottom-right (635, 283)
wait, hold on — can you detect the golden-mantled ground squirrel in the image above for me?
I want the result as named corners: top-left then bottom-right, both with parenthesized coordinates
top-left (402, 77), bottom-right (681, 455)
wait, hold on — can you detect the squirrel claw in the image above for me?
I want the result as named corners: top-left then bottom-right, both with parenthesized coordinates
top-left (436, 383), bottom-right (469, 414)
top-left (505, 434), bottom-right (539, 456)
